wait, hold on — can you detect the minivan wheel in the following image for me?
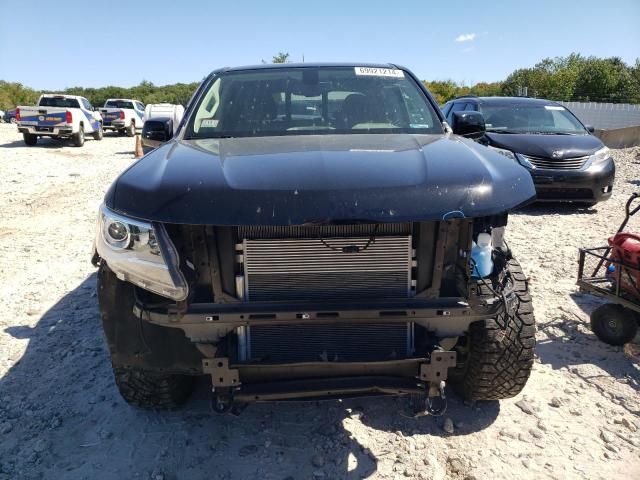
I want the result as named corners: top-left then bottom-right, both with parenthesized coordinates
top-left (451, 258), bottom-right (536, 400)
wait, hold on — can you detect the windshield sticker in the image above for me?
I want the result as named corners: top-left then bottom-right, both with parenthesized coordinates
top-left (201, 119), bottom-right (219, 128)
top-left (354, 67), bottom-right (404, 78)
top-left (544, 106), bottom-right (565, 111)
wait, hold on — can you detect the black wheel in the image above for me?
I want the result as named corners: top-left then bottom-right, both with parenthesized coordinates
top-left (451, 258), bottom-right (536, 400)
top-left (590, 304), bottom-right (638, 346)
top-left (92, 122), bottom-right (103, 141)
top-left (23, 132), bottom-right (37, 146)
top-left (126, 121), bottom-right (135, 137)
top-left (112, 366), bottom-right (194, 408)
top-left (73, 124), bottom-right (85, 147)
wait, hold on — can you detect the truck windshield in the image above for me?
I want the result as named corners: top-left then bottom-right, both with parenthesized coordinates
top-left (39, 97), bottom-right (80, 108)
top-left (105, 100), bottom-right (134, 109)
top-left (482, 104), bottom-right (587, 134)
top-left (186, 66), bottom-right (443, 139)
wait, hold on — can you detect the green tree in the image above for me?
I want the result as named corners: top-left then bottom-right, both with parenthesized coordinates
top-left (271, 52), bottom-right (290, 64)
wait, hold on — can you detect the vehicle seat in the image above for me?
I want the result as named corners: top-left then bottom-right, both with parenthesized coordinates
top-left (337, 94), bottom-right (373, 129)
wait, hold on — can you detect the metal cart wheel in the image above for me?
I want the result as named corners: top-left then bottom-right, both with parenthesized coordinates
top-left (590, 304), bottom-right (639, 346)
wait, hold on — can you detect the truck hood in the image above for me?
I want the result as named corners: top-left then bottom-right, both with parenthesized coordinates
top-left (485, 132), bottom-right (603, 159)
top-left (106, 134), bottom-right (536, 225)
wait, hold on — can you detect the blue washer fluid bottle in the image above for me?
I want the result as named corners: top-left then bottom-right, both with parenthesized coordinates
top-left (471, 233), bottom-right (494, 278)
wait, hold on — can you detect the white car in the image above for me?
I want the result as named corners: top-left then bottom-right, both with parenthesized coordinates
top-left (16, 94), bottom-right (103, 147)
top-left (100, 98), bottom-right (145, 136)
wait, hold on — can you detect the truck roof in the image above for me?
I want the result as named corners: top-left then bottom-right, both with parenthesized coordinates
top-left (105, 98), bottom-right (140, 102)
top-left (221, 62), bottom-right (402, 73)
top-left (40, 93), bottom-right (86, 100)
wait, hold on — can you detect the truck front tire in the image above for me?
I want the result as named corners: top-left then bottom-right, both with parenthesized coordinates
top-left (73, 125), bottom-right (85, 147)
top-left (23, 133), bottom-right (37, 146)
top-left (452, 258), bottom-right (536, 400)
top-left (126, 121), bottom-right (135, 137)
top-left (98, 265), bottom-right (200, 408)
top-left (113, 366), bottom-right (195, 408)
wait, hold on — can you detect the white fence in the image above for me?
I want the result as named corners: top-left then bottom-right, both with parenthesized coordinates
top-left (559, 101), bottom-right (640, 129)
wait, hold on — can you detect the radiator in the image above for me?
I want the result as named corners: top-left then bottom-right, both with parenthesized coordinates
top-left (239, 227), bottom-right (413, 302)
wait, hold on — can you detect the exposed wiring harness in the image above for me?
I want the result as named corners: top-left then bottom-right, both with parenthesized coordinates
top-left (318, 224), bottom-right (380, 253)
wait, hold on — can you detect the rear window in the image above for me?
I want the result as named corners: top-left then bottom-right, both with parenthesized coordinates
top-left (39, 97), bottom-right (80, 108)
top-left (105, 100), bottom-right (135, 109)
top-left (186, 66), bottom-right (443, 139)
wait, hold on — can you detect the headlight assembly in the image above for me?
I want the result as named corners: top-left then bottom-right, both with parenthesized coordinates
top-left (487, 145), bottom-right (516, 160)
top-left (591, 146), bottom-right (611, 164)
top-left (94, 204), bottom-right (188, 301)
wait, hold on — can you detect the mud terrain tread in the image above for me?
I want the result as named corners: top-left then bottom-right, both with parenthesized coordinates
top-left (113, 366), bottom-right (194, 408)
top-left (455, 258), bottom-right (536, 400)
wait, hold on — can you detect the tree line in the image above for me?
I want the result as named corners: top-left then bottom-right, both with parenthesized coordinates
top-left (426, 54), bottom-right (640, 104)
top-left (1, 53), bottom-right (639, 112)
top-left (0, 80), bottom-right (199, 111)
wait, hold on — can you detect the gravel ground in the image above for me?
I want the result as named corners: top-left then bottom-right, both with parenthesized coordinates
top-left (0, 122), bottom-right (638, 480)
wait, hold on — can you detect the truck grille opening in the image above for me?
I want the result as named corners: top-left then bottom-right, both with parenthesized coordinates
top-left (237, 224), bottom-right (414, 302)
top-left (238, 323), bottom-right (413, 363)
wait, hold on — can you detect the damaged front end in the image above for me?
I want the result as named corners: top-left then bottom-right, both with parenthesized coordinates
top-left (94, 207), bottom-right (520, 415)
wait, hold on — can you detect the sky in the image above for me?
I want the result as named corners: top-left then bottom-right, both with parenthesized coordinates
top-left (1, 0), bottom-right (638, 90)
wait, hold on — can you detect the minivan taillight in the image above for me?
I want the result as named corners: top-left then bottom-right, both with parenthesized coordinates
top-left (66, 111), bottom-right (72, 124)
top-left (119, 110), bottom-right (125, 120)
top-left (16, 108), bottom-right (20, 121)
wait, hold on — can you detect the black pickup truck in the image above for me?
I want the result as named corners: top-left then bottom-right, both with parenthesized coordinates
top-left (93, 63), bottom-right (536, 414)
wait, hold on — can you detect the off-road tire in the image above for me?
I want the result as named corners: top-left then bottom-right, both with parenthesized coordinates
top-left (112, 366), bottom-right (195, 408)
top-left (590, 303), bottom-right (638, 346)
top-left (73, 125), bottom-right (85, 147)
top-left (92, 122), bottom-right (103, 141)
top-left (452, 258), bottom-right (536, 400)
top-left (23, 132), bottom-right (37, 146)
top-left (126, 121), bottom-right (135, 137)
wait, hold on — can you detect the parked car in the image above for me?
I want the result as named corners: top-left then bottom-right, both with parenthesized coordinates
top-left (441, 96), bottom-right (615, 205)
top-left (4, 109), bottom-right (17, 123)
top-left (99, 98), bottom-right (145, 136)
top-left (16, 94), bottom-right (103, 147)
top-left (92, 63), bottom-right (537, 413)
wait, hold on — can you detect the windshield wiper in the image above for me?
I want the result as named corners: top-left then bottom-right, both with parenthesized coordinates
top-left (525, 131), bottom-right (579, 135)
top-left (485, 129), bottom-right (522, 134)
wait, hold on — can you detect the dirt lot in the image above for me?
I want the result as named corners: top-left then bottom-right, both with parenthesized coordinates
top-left (0, 122), bottom-right (638, 480)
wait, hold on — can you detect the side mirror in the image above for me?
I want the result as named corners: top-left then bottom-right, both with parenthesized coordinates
top-left (142, 118), bottom-right (173, 148)
top-left (585, 125), bottom-right (595, 133)
top-left (451, 111), bottom-right (486, 139)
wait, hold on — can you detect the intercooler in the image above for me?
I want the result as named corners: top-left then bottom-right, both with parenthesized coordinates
top-left (234, 224), bottom-right (416, 363)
